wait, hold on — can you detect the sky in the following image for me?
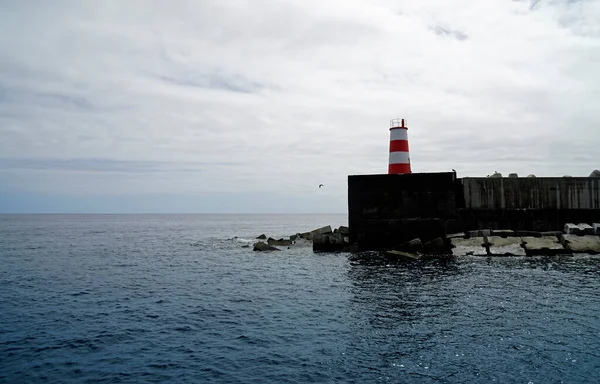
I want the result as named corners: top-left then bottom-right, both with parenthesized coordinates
top-left (1, 0), bottom-right (599, 213)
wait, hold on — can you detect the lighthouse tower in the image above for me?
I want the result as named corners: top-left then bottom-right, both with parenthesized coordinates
top-left (388, 118), bottom-right (411, 174)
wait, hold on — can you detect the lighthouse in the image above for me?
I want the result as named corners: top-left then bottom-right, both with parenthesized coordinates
top-left (388, 118), bottom-right (411, 174)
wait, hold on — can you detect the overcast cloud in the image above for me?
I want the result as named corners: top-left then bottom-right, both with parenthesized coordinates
top-left (1, 0), bottom-right (599, 213)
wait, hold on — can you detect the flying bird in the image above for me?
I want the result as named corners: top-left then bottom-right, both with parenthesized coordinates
top-left (319, 184), bottom-right (324, 188)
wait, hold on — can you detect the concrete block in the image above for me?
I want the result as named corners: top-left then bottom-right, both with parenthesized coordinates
top-left (313, 233), bottom-right (346, 252)
top-left (311, 225), bottom-right (333, 236)
top-left (594, 223), bottom-right (600, 235)
top-left (565, 223), bottom-right (594, 235)
top-left (564, 223), bottom-right (579, 235)
top-left (491, 229), bottom-right (514, 237)
top-left (487, 236), bottom-right (526, 256)
top-left (515, 230), bottom-right (542, 237)
top-left (451, 237), bottom-right (488, 256)
top-left (578, 223), bottom-right (594, 235)
top-left (469, 229), bottom-right (491, 238)
top-left (423, 237), bottom-right (446, 254)
top-left (561, 235), bottom-right (600, 254)
top-left (521, 236), bottom-right (568, 256)
top-left (337, 226), bottom-right (350, 235)
top-left (541, 231), bottom-right (561, 238)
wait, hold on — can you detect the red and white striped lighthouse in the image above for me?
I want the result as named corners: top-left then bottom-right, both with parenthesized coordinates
top-left (388, 118), bottom-right (411, 174)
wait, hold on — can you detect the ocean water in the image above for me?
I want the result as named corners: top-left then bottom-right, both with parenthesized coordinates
top-left (1, 214), bottom-right (599, 383)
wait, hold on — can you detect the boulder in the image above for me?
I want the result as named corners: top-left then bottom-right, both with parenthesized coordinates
top-left (521, 236), bottom-right (567, 256)
top-left (337, 226), bottom-right (350, 235)
top-left (256, 234), bottom-right (267, 240)
top-left (313, 233), bottom-right (347, 252)
top-left (267, 237), bottom-right (292, 247)
top-left (594, 223), bottom-right (600, 235)
top-left (564, 223), bottom-right (594, 235)
top-left (589, 170), bottom-right (600, 178)
top-left (423, 237), bottom-right (446, 254)
top-left (385, 250), bottom-right (421, 261)
top-left (297, 232), bottom-right (311, 240)
top-left (487, 236), bottom-right (525, 256)
top-left (561, 235), bottom-right (600, 254)
top-left (253, 242), bottom-right (280, 252)
top-left (508, 173), bottom-right (518, 178)
top-left (311, 225), bottom-right (333, 236)
top-left (451, 237), bottom-right (488, 256)
top-left (393, 238), bottom-right (423, 253)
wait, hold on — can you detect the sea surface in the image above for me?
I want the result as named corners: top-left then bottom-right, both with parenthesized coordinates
top-left (1, 214), bottom-right (599, 383)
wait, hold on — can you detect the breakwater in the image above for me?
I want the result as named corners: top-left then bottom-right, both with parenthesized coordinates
top-left (348, 172), bottom-right (600, 252)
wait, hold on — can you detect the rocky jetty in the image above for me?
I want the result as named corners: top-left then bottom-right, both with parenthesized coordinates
top-left (250, 225), bottom-right (354, 252)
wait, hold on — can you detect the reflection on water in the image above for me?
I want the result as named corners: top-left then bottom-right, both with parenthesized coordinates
top-left (344, 255), bottom-right (600, 383)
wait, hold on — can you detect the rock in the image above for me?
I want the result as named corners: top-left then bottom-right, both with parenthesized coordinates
top-left (385, 250), bottom-right (421, 261)
top-left (311, 225), bottom-right (333, 236)
top-left (578, 223), bottom-right (595, 235)
top-left (253, 242), bottom-right (280, 252)
top-left (297, 232), bottom-right (312, 240)
top-left (564, 223), bottom-right (579, 235)
top-left (527, 174), bottom-right (536, 178)
top-left (256, 234), bottom-right (267, 240)
top-left (508, 173), bottom-right (518, 178)
top-left (521, 236), bottom-right (567, 256)
top-left (561, 235), bottom-right (600, 254)
top-left (423, 237), bottom-right (446, 254)
top-left (267, 237), bottom-right (292, 247)
top-left (589, 169), bottom-right (600, 178)
top-left (450, 237), bottom-right (488, 256)
top-left (290, 234), bottom-right (298, 241)
top-left (490, 172), bottom-right (502, 178)
top-left (487, 236), bottom-right (525, 256)
top-left (594, 223), bottom-right (600, 235)
top-left (564, 223), bottom-right (594, 235)
top-left (337, 226), bottom-right (350, 235)
top-left (392, 238), bottom-right (423, 253)
top-left (313, 233), bottom-right (347, 252)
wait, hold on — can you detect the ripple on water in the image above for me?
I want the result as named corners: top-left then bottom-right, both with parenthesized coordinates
top-left (1, 215), bottom-right (599, 383)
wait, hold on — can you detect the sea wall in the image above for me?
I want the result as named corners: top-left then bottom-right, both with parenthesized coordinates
top-left (348, 173), bottom-right (600, 251)
top-left (463, 177), bottom-right (600, 210)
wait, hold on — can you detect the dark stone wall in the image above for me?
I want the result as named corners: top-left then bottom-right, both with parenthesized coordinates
top-left (348, 172), bottom-right (459, 250)
top-left (348, 173), bottom-right (600, 251)
top-left (463, 177), bottom-right (600, 210)
top-left (458, 209), bottom-right (600, 232)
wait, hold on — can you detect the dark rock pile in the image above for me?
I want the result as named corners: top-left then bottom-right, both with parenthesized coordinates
top-left (252, 225), bottom-right (355, 252)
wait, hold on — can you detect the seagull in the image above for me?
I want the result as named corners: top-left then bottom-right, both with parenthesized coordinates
top-left (319, 184), bottom-right (324, 188)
